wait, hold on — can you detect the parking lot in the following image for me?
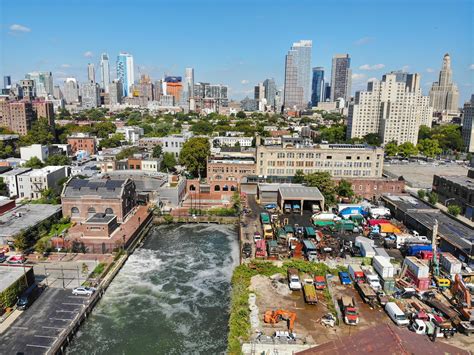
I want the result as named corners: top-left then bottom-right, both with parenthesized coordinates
top-left (0, 287), bottom-right (91, 354)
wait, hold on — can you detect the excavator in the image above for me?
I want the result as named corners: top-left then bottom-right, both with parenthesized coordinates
top-left (264, 310), bottom-right (296, 333)
top-left (451, 274), bottom-right (474, 321)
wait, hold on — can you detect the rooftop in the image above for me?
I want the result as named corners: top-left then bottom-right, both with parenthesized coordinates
top-left (86, 213), bottom-right (116, 224)
top-left (0, 266), bottom-right (30, 293)
top-left (63, 178), bottom-right (131, 199)
top-left (383, 195), bottom-right (474, 250)
top-left (279, 186), bottom-right (324, 201)
top-left (23, 166), bottom-right (65, 177)
top-left (0, 204), bottom-right (61, 239)
top-left (0, 134), bottom-right (19, 141)
top-left (0, 168), bottom-right (32, 177)
top-left (436, 174), bottom-right (474, 190)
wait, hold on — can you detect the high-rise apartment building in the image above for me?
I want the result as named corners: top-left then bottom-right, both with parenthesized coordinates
top-left (429, 53), bottom-right (459, 113)
top-left (263, 78), bottom-right (277, 108)
top-left (347, 72), bottom-right (432, 145)
top-left (462, 95), bottom-right (474, 153)
top-left (116, 52), bottom-right (134, 97)
top-left (87, 63), bottom-right (96, 84)
top-left (109, 80), bottom-right (123, 106)
top-left (80, 82), bottom-right (100, 108)
top-left (311, 67), bottom-right (325, 107)
top-left (53, 86), bottom-right (63, 100)
top-left (25, 72), bottom-right (53, 98)
top-left (100, 53), bottom-right (111, 93)
top-left (330, 54), bottom-right (351, 102)
top-left (3, 76), bottom-right (11, 89)
top-left (63, 78), bottom-right (80, 104)
top-left (8, 101), bottom-right (35, 135)
top-left (32, 101), bottom-right (55, 125)
top-left (254, 83), bottom-right (265, 100)
top-left (19, 79), bottom-right (35, 100)
top-left (283, 40), bottom-right (312, 109)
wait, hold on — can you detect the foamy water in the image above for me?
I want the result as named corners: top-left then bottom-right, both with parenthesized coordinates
top-left (67, 224), bottom-right (239, 355)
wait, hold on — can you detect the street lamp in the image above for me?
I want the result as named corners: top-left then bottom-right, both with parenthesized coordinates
top-left (444, 198), bottom-right (456, 206)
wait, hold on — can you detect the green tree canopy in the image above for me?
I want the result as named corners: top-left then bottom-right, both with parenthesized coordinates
top-left (0, 177), bottom-right (8, 197)
top-left (20, 118), bottom-right (56, 146)
top-left (447, 204), bottom-right (462, 217)
top-left (303, 171), bottom-right (337, 207)
top-left (398, 142), bottom-right (418, 157)
top-left (316, 124), bottom-right (347, 143)
top-left (384, 141), bottom-right (398, 156)
top-left (45, 154), bottom-right (71, 166)
top-left (179, 137), bottom-right (210, 177)
top-left (417, 138), bottom-right (442, 158)
top-left (24, 156), bottom-right (44, 169)
top-left (152, 145), bottom-right (163, 158)
top-left (362, 133), bottom-right (382, 146)
top-left (99, 133), bottom-right (124, 149)
top-left (293, 170), bottom-right (305, 184)
top-left (115, 147), bottom-right (140, 160)
top-left (191, 121), bottom-right (214, 135)
top-left (236, 111), bottom-right (246, 119)
top-left (160, 152), bottom-right (177, 172)
top-left (337, 179), bottom-right (354, 199)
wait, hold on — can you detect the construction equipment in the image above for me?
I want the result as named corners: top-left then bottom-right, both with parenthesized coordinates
top-left (263, 310), bottom-right (297, 332)
top-left (451, 274), bottom-right (474, 321)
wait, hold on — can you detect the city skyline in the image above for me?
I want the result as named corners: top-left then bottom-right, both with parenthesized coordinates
top-left (0, 0), bottom-right (473, 102)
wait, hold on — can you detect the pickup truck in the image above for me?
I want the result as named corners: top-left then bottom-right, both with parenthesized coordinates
top-left (341, 296), bottom-right (359, 325)
top-left (303, 279), bottom-right (318, 304)
top-left (287, 268), bottom-right (302, 290)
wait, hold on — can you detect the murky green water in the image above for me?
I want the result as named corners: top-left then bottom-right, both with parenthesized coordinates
top-left (67, 224), bottom-right (239, 354)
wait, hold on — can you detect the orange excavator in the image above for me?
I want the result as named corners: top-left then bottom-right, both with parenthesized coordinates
top-left (264, 310), bottom-right (297, 332)
top-left (451, 274), bottom-right (474, 321)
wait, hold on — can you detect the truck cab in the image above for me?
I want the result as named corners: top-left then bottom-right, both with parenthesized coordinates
top-left (314, 276), bottom-right (326, 290)
top-left (341, 296), bottom-right (359, 325)
top-left (292, 204), bottom-right (301, 213)
top-left (284, 204), bottom-right (292, 213)
top-left (365, 273), bottom-right (381, 291)
top-left (263, 224), bottom-right (273, 239)
top-left (410, 319), bottom-right (427, 335)
top-left (287, 268), bottom-right (302, 290)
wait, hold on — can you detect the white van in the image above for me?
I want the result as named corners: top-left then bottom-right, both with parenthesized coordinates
top-left (385, 302), bottom-right (409, 326)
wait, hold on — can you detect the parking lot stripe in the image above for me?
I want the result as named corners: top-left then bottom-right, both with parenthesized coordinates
top-left (11, 326), bottom-right (28, 330)
top-left (62, 302), bottom-right (84, 306)
top-left (42, 326), bottom-right (64, 330)
top-left (49, 317), bottom-right (71, 321)
top-left (56, 309), bottom-right (77, 313)
top-left (34, 334), bottom-right (56, 339)
top-left (27, 344), bottom-right (51, 349)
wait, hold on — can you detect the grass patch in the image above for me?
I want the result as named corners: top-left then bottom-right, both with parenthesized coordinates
top-left (90, 262), bottom-right (106, 278)
top-left (227, 260), bottom-right (341, 354)
top-left (47, 221), bottom-right (72, 237)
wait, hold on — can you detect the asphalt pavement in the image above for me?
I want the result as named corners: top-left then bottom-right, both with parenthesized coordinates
top-left (0, 287), bottom-right (91, 355)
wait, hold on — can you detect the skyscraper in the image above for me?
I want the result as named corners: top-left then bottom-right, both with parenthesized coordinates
top-left (184, 68), bottom-right (195, 110)
top-left (116, 52), bottom-right (135, 97)
top-left (87, 63), bottom-right (95, 84)
top-left (311, 67), bottom-right (324, 107)
top-left (25, 72), bottom-right (53, 97)
top-left (462, 95), bottom-right (474, 153)
top-left (80, 82), bottom-right (100, 108)
top-left (347, 72), bottom-right (432, 145)
top-left (283, 40), bottom-right (312, 109)
top-left (330, 54), bottom-right (351, 102)
top-left (63, 78), bottom-right (80, 104)
top-left (254, 83), bottom-right (265, 100)
top-left (429, 53), bottom-right (459, 113)
top-left (3, 76), bottom-right (11, 89)
top-left (263, 78), bottom-right (277, 108)
top-left (100, 53), bottom-right (111, 93)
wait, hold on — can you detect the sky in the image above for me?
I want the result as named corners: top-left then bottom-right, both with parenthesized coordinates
top-left (1, 0), bottom-right (473, 102)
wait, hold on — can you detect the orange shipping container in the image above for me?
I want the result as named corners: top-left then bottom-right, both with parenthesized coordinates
top-left (379, 223), bottom-right (401, 234)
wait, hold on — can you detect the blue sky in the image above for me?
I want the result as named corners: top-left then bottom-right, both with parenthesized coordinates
top-left (1, 0), bottom-right (473, 102)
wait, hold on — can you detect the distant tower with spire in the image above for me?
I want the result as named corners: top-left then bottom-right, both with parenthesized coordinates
top-left (429, 53), bottom-right (459, 114)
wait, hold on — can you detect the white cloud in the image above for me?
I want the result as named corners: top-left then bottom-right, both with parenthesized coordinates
top-left (61, 64), bottom-right (71, 68)
top-left (9, 24), bottom-right (31, 33)
top-left (426, 68), bottom-right (434, 73)
top-left (354, 37), bottom-right (373, 45)
top-left (368, 77), bottom-right (378, 82)
top-left (402, 65), bottom-right (410, 71)
top-left (240, 79), bottom-right (249, 85)
top-left (83, 51), bottom-right (94, 58)
top-left (359, 64), bottom-right (385, 71)
top-left (469, 64), bottom-right (474, 70)
top-left (351, 73), bottom-right (367, 81)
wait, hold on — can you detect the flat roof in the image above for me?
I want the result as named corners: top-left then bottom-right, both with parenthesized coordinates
top-left (436, 175), bottom-right (474, 190)
top-left (0, 204), bottom-right (62, 238)
top-left (383, 195), bottom-right (474, 250)
top-left (0, 266), bottom-right (28, 293)
top-left (86, 213), bottom-right (116, 224)
top-left (0, 168), bottom-right (32, 176)
top-left (279, 186), bottom-right (324, 201)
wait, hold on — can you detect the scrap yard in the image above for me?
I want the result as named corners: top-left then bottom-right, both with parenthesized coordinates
top-left (233, 191), bottom-right (474, 354)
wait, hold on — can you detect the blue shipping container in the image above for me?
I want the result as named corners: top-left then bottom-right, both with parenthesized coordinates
top-left (407, 244), bottom-right (432, 256)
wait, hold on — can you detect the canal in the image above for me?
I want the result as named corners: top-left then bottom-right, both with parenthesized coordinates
top-left (67, 223), bottom-right (239, 354)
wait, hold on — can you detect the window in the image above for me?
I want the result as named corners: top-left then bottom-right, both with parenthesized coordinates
top-left (71, 207), bottom-right (79, 215)
top-left (105, 208), bottom-right (114, 214)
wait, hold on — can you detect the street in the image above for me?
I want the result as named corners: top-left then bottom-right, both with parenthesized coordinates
top-left (0, 287), bottom-right (91, 355)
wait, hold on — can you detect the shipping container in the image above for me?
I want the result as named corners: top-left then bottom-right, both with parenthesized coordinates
top-left (379, 223), bottom-right (401, 235)
top-left (360, 242), bottom-right (376, 257)
top-left (380, 277), bottom-right (396, 293)
top-left (355, 236), bottom-right (375, 248)
top-left (439, 252), bottom-right (462, 275)
top-left (407, 244), bottom-right (432, 256)
top-left (415, 277), bottom-right (430, 291)
top-left (367, 219), bottom-right (391, 227)
top-left (313, 220), bottom-right (335, 227)
top-left (404, 256), bottom-right (430, 279)
top-left (373, 255), bottom-right (395, 279)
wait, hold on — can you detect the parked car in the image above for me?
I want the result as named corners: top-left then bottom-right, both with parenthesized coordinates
top-left (17, 284), bottom-right (43, 310)
top-left (264, 203), bottom-right (277, 211)
top-left (7, 255), bottom-right (26, 264)
top-left (339, 272), bottom-right (352, 285)
top-left (242, 243), bottom-right (252, 258)
top-left (72, 287), bottom-right (96, 296)
top-left (0, 253), bottom-right (7, 263)
top-left (253, 232), bottom-right (262, 242)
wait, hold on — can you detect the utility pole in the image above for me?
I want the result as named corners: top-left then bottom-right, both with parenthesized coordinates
top-left (77, 265), bottom-right (80, 287)
top-left (61, 265), bottom-right (65, 289)
top-left (432, 219), bottom-right (439, 277)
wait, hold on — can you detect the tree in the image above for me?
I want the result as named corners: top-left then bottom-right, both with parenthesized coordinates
top-left (45, 154), bottom-right (71, 166)
top-left (160, 152), bottom-right (177, 172)
top-left (417, 189), bottom-right (426, 199)
top-left (293, 170), bottom-right (305, 184)
top-left (304, 172), bottom-right (337, 207)
top-left (20, 118), bottom-right (56, 146)
top-left (0, 177), bottom-right (8, 197)
top-left (236, 111), bottom-right (246, 119)
top-left (447, 204), bottom-right (462, 217)
top-left (427, 192), bottom-right (438, 205)
top-left (24, 156), bottom-right (44, 169)
top-left (417, 138), bottom-right (442, 158)
top-left (152, 145), bottom-right (163, 158)
top-left (316, 124), bottom-right (347, 143)
top-left (363, 133), bottom-right (382, 146)
top-left (179, 137), bottom-right (210, 177)
top-left (115, 147), bottom-right (140, 160)
top-left (337, 179), bottom-right (354, 199)
top-left (384, 141), bottom-right (398, 156)
top-left (418, 125), bottom-right (431, 141)
top-left (191, 121), bottom-right (214, 135)
top-left (0, 142), bottom-right (15, 159)
top-left (99, 133), bottom-right (124, 149)
top-left (398, 142), bottom-right (418, 158)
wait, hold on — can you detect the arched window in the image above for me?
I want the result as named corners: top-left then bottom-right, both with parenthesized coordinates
top-left (189, 185), bottom-right (196, 191)
top-left (214, 185), bottom-right (221, 191)
top-left (105, 208), bottom-right (114, 214)
top-left (87, 207), bottom-right (96, 216)
top-left (223, 185), bottom-right (229, 191)
top-left (215, 175), bottom-right (223, 180)
top-left (71, 207), bottom-right (79, 215)
top-left (230, 185), bottom-right (237, 191)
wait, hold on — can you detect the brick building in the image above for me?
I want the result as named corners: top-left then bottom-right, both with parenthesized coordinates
top-left (344, 177), bottom-right (405, 200)
top-left (67, 133), bottom-right (97, 155)
top-left (31, 100), bottom-right (54, 125)
top-left (61, 178), bottom-right (137, 223)
top-left (0, 98), bottom-right (54, 135)
top-left (207, 155), bottom-right (256, 191)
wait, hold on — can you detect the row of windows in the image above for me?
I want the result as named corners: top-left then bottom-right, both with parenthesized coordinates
top-left (264, 168), bottom-right (374, 177)
top-left (264, 160), bottom-right (374, 168)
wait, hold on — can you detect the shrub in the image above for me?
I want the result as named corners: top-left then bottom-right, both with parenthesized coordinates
top-left (447, 204), bottom-right (462, 217)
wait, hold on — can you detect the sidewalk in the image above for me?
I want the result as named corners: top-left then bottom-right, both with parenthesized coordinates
top-left (0, 310), bottom-right (22, 334)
